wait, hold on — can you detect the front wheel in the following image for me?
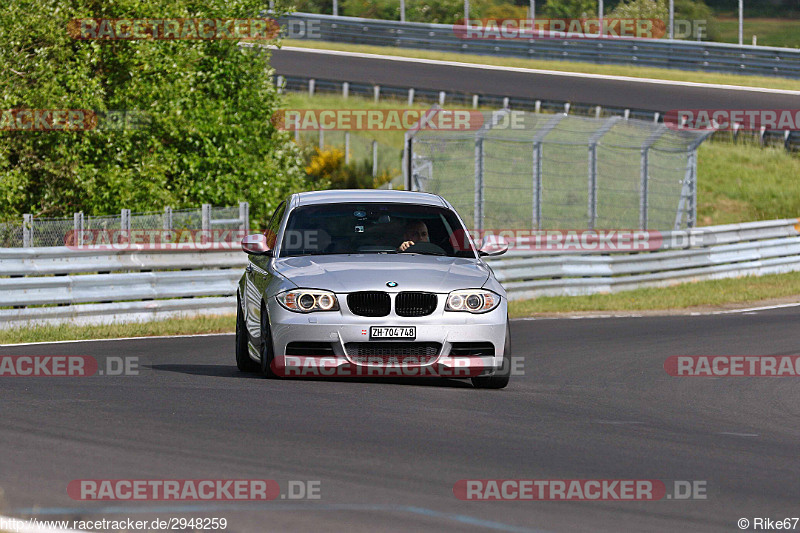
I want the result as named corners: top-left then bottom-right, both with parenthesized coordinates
top-left (471, 323), bottom-right (511, 389)
top-left (259, 305), bottom-right (279, 379)
top-left (235, 297), bottom-right (259, 372)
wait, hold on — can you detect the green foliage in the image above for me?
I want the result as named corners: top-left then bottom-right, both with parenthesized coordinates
top-left (541, 0), bottom-right (597, 18)
top-left (304, 146), bottom-right (393, 189)
top-left (0, 0), bottom-right (310, 226)
top-left (611, 0), bottom-right (667, 19)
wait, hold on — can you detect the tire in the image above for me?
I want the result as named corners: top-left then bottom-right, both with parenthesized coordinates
top-left (259, 304), bottom-right (279, 379)
top-left (471, 323), bottom-right (511, 390)
top-left (235, 296), bottom-right (259, 372)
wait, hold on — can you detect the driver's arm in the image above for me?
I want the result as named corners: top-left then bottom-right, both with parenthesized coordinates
top-left (398, 240), bottom-right (415, 252)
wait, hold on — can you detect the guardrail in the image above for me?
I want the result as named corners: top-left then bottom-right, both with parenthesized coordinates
top-left (0, 247), bottom-right (246, 328)
top-left (489, 218), bottom-right (800, 300)
top-left (1, 218), bottom-right (797, 328)
top-left (280, 13), bottom-right (800, 79)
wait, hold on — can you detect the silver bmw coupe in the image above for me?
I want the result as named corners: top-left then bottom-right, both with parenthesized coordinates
top-left (235, 189), bottom-right (511, 389)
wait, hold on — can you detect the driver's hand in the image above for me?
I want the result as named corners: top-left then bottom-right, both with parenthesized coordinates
top-left (398, 240), bottom-right (415, 252)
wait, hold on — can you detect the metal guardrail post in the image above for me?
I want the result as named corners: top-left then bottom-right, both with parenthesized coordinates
top-left (373, 85), bottom-right (380, 103)
top-left (308, 78), bottom-right (315, 96)
top-left (319, 129), bottom-right (325, 150)
top-left (163, 206), bottom-right (172, 231)
top-left (439, 91), bottom-right (446, 106)
top-left (23, 214), bottom-right (32, 248)
top-left (408, 88), bottom-right (414, 105)
top-left (202, 204), bottom-right (211, 232)
top-left (689, 150), bottom-right (697, 228)
top-left (239, 202), bottom-right (249, 232)
top-left (342, 81), bottom-right (349, 98)
top-left (276, 75), bottom-right (284, 94)
top-left (345, 132), bottom-right (351, 164)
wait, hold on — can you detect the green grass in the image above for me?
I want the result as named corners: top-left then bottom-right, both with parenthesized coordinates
top-left (281, 39), bottom-right (800, 91)
top-left (0, 314), bottom-right (235, 345)
top-left (508, 271), bottom-right (800, 316)
top-left (716, 17), bottom-right (800, 48)
top-left (697, 138), bottom-right (800, 225)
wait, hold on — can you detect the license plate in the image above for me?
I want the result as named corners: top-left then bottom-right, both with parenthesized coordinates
top-left (370, 326), bottom-right (416, 340)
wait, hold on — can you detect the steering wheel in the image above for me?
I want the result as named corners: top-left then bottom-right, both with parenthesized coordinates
top-left (400, 242), bottom-right (447, 255)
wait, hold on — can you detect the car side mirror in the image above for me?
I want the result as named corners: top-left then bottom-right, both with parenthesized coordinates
top-left (242, 234), bottom-right (273, 256)
top-left (478, 235), bottom-right (509, 257)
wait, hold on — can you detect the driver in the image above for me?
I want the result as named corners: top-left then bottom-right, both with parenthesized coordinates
top-left (398, 220), bottom-right (430, 252)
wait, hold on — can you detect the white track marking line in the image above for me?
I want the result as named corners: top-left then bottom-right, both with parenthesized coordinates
top-left (277, 46), bottom-right (800, 95)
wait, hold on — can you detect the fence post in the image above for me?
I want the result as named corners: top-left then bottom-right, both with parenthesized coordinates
top-left (239, 201), bottom-right (249, 232)
top-left (23, 214), bottom-right (32, 248)
top-left (689, 150), bottom-right (697, 228)
top-left (342, 81), bottom-right (349, 99)
top-left (474, 136), bottom-right (484, 233)
top-left (276, 75), bottom-right (284, 94)
top-left (372, 140), bottom-right (378, 178)
top-left (532, 142), bottom-right (542, 230)
top-left (163, 206), bottom-right (172, 232)
top-left (121, 209), bottom-right (131, 232)
top-left (439, 91), bottom-right (446, 106)
top-left (202, 204), bottom-right (211, 232)
top-left (319, 129), bottom-right (325, 150)
top-left (588, 144), bottom-right (597, 229)
top-left (308, 78), bottom-right (315, 96)
top-left (472, 95), bottom-right (479, 109)
top-left (345, 132), bottom-right (351, 164)
top-left (408, 88), bottom-right (415, 106)
top-left (73, 212), bottom-right (84, 246)
top-left (639, 149), bottom-right (649, 230)
top-left (373, 85), bottom-right (380, 103)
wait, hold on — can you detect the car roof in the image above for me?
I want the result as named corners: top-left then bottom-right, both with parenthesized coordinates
top-left (293, 189), bottom-right (447, 208)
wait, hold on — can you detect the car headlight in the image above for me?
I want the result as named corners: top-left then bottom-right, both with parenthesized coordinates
top-left (277, 289), bottom-right (340, 313)
top-left (445, 289), bottom-right (500, 313)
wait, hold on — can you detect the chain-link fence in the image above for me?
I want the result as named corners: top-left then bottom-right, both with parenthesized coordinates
top-left (0, 203), bottom-right (249, 248)
top-left (405, 110), bottom-right (714, 231)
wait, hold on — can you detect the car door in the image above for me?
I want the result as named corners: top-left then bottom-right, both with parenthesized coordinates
top-left (245, 201), bottom-right (286, 342)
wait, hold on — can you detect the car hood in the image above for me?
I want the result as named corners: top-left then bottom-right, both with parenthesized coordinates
top-left (273, 254), bottom-right (491, 293)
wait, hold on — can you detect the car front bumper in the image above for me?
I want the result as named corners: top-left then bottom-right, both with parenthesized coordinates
top-left (266, 294), bottom-right (508, 377)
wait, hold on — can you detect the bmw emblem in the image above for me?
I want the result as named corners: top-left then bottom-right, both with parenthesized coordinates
top-left (386, 281), bottom-right (398, 287)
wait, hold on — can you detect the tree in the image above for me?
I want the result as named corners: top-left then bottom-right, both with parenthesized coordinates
top-left (0, 0), bottom-right (309, 226)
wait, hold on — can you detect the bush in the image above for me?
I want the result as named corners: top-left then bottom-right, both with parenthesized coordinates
top-left (0, 0), bottom-right (310, 226)
top-left (304, 147), bottom-right (393, 189)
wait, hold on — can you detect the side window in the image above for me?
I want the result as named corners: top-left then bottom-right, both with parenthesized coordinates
top-left (265, 202), bottom-right (286, 249)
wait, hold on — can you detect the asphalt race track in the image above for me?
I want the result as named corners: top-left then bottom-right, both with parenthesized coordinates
top-left (270, 47), bottom-right (800, 112)
top-left (2, 307), bottom-right (800, 532)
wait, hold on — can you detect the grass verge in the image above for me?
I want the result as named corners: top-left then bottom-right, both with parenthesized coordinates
top-left (281, 39), bottom-right (800, 91)
top-left (0, 314), bottom-right (235, 345)
top-left (508, 271), bottom-right (800, 317)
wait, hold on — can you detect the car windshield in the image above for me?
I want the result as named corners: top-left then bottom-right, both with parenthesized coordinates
top-left (279, 202), bottom-right (476, 258)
